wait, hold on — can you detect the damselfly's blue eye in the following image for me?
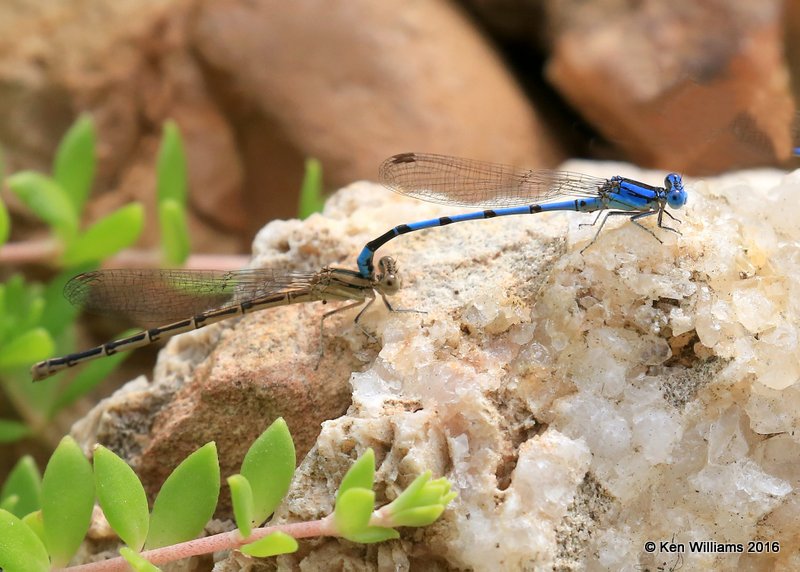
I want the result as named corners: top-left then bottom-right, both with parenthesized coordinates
top-left (664, 173), bottom-right (687, 209)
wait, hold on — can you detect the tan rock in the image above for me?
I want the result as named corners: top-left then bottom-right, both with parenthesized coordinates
top-left (546, 0), bottom-right (795, 174)
top-left (190, 0), bottom-right (561, 180)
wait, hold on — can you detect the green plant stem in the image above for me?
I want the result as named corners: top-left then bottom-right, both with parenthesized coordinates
top-left (56, 516), bottom-right (338, 571)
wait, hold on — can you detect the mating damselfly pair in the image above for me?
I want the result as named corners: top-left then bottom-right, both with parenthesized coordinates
top-left (32, 153), bottom-right (688, 380)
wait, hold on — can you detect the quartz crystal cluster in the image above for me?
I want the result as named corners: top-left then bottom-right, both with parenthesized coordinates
top-left (289, 164), bottom-right (798, 570)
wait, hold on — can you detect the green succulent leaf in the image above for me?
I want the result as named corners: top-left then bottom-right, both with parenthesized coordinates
top-left (54, 114), bottom-right (96, 213)
top-left (0, 328), bottom-right (54, 371)
top-left (2, 273), bottom-right (23, 305)
top-left (346, 525), bottom-right (399, 544)
top-left (0, 285), bottom-right (6, 342)
top-left (336, 448), bottom-right (375, 501)
top-left (0, 420), bottom-right (31, 444)
top-left (415, 478), bottom-right (454, 507)
top-left (0, 456), bottom-right (41, 518)
top-left (41, 436), bottom-right (94, 567)
top-left (146, 442), bottom-right (220, 549)
top-left (94, 445), bottom-right (149, 551)
top-left (228, 474), bottom-right (254, 539)
top-left (298, 157), bottom-right (325, 219)
top-left (0, 495), bottom-right (17, 512)
top-left (40, 266), bottom-right (89, 337)
top-left (7, 172), bottom-right (78, 240)
top-left (0, 197), bottom-right (9, 247)
top-left (22, 510), bottom-right (45, 544)
top-left (334, 487), bottom-right (374, 540)
top-left (19, 298), bottom-right (44, 335)
top-left (240, 417), bottom-right (296, 525)
top-left (158, 198), bottom-right (190, 266)
top-left (383, 471), bottom-right (431, 514)
top-left (49, 338), bottom-right (134, 415)
top-left (381, 471), bottom-right (457, 526)
top-left (382, 471), bottom-right (430, 516)
top-left (0, 509), bottom-right (50, 572)
top-left (381, 472), bottom-right (456, 528)
top-left (387, 505), bottom-right (445, 527)
top-left (61, 203), bottom-right (144, 266)
top-left (157, 120), bottom-right (187, 205)
top-left (241, 531), bottom-right (299, 558)
top-left (120, 546), bottom-right (162, 571)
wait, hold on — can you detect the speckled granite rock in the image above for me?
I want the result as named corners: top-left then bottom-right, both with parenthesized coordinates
top-left (76, 161), bottom-right (799, 570)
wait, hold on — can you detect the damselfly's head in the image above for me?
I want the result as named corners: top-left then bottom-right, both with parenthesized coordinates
top-left (664, 173), bottom-right (687, 209)
top-left (375, 256), bottom-right (402, 294)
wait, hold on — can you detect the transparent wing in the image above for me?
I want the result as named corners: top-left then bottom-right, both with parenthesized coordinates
top-left (379, 153), bottom-right (610, 207)
top-left (64, 268), bottom-right (321, 324)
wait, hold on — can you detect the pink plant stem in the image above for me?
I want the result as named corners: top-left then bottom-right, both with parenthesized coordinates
top-left (0, 238), bottom-right (59, 264)
top-left (60, 517), bottom-right (337, 572)
top-left (0, 239), bottom-right (250, 270)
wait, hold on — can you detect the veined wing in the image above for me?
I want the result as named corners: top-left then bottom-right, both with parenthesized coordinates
top-left (379, 153), bottom-right (610, 208)
top-left (64, 267), bottom-right (323, 324)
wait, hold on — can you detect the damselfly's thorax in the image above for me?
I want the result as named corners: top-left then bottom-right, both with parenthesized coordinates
top-left (597, 176), bottom-right (624, 201)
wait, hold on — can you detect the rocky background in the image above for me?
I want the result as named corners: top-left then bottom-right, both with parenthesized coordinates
top-left (0, 0), bottom-right (797, 255)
